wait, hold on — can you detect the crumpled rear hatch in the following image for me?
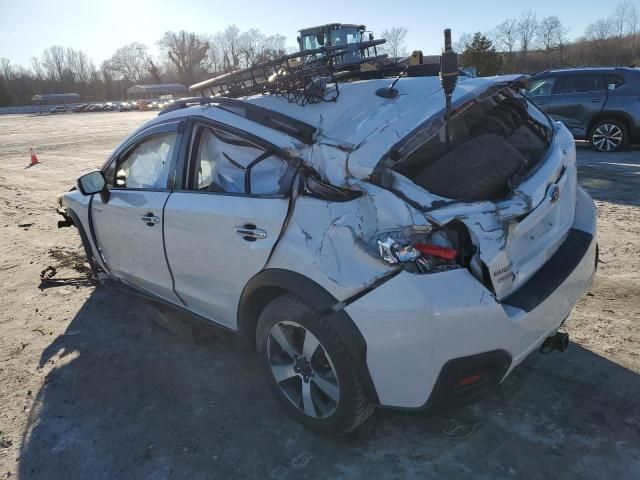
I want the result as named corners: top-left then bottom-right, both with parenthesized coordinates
top-left (476, 129), bottom-right (577, 300)
top-left (384, 83), bottom-right (578, 301)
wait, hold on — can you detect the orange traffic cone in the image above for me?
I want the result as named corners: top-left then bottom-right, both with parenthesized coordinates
top-left (29, 148), bottom-right (39, 166)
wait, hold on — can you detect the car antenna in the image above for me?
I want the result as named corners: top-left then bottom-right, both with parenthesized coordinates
top-left (440, 28), bottom-right (458, 150)
top-left (375, 66), bottom-right (408, 98)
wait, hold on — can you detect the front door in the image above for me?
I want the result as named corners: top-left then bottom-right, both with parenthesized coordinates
top-left (163, 122), bottom-right (293, 328)
top-left (92, 121), bottom-right (183, 303)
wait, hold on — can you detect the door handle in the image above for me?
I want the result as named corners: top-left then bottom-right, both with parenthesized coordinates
top-left (141, 213), bottom-right (160, 226)
top-left (590, 98), bottom-right (602, 102)
top-left (234, 224), bottom-right (267, 241)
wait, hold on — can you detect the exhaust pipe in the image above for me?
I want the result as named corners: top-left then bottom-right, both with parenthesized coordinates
top-left (540, 332), bottom-right (569, 354)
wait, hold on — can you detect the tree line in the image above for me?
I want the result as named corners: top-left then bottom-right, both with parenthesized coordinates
top-left (0, 26), bottom-right (287, 106)
top-left (458, 1), bottom-right (639, 76)
top-left (1, 3), bottom-right (639, 106)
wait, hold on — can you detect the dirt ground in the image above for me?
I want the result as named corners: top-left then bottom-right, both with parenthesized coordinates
top-left (0, 112), bottom-right (639, 479)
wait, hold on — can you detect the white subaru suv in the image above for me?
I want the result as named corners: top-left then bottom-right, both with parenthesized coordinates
top-left (58, 73), bottom-right (597, 435)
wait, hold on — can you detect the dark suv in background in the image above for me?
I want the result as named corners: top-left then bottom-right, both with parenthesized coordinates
top-left (526, 67), bottom-right (640, 152)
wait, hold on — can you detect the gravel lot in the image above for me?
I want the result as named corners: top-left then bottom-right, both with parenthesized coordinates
top-left (0, 112), bottom-right (639, 479)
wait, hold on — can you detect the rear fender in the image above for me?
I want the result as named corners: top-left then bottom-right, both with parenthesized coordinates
top-left (238, 268), bottom-right (380, 404)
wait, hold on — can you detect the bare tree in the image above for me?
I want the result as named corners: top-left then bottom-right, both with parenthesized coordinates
top-left (218, 25), bottom-right (242, 71)
top-left (147, 59), bottom-right (162, 84)
top-left (109, 42), bottom-right (150, 84)
top-left (381, 27), bottom-right (408, 58)
top-left (0, 58), bottom-right (14, 105)
top-left (613, 0), bottom-right (633, 62)
top-left (551, 17), bottom-right (570, 65)
top-left (495, 19), bottom-right (518, 54)
top-left (238, 28), bottom-right (264, 67)
top-left (538, 16), bottom-right (565, 65)
top-left (613, 1), bottom-right (632, 38)
top-left (0, 58), bottom-right (13, 79)
top-left (518, 10), bottom-right (538, 57)
top-left (585, 19), bottom-right (614, 64)
top-left (259, 34), bottom-right (286, 60)
top-left (30, 56), bottom-right (44, 80)
top-left (158, 31), bottom-right (210, 85)
top-left (42, 46), bottom-right (67, 82)
top-left (626, 3), bottom-right (639, 61)
top-left (454, 32), bottom-right (473, 52)
top-left (66, 48), bottom-right (93, 84)
top-left (210, 33), bottom-right (225, 72)
top-left (100, 60), bottom-right (116, 99)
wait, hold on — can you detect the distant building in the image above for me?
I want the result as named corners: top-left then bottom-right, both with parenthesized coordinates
top-left (126, 84), bottom-right (187, 99)
top-left (31, 93), bottom-right (80, 105)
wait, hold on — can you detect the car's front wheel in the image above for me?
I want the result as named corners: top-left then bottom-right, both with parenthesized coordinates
top-left (256, 294), bottom-right (373, 435)
top-left (590, 119), bottom-right (628, 152)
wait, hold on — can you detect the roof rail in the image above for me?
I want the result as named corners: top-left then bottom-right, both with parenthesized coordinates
top-left (189, 40), bottom-right (388, 105)
top-left (159, 96), bottom-right (317, 144)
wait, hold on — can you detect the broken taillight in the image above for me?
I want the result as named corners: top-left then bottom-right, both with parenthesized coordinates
top-left (377, 233), bottom-right (459, 274)
top-left (414, 243), bottom-right (458, 261)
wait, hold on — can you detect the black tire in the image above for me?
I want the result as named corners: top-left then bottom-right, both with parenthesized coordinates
top-left (589, 119), bottom-right (628, 152)
top-left (256, 294), bottom-right (373, 435)
top-left (413, 134), bottom-right (525, 202)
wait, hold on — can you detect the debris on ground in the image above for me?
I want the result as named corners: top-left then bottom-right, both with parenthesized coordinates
top-left (39, 266), bottom-right (57, 282)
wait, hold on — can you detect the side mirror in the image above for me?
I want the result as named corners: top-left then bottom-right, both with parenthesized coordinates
top-left (77, 171), bottom-right (110, 202)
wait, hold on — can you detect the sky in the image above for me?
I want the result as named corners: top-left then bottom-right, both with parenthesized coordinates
top-left (0, 0), bottom-right (629, 67)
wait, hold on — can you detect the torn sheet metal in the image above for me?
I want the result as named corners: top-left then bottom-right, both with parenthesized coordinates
top-left (266, 181), bottom-right (433, 302)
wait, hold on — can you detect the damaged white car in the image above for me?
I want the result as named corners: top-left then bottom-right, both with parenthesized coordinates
top-left (58, 41), bottom-right (597, 435)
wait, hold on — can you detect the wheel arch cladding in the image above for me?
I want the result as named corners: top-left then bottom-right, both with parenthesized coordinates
top-left (237, 268), bottom-right (380, 404)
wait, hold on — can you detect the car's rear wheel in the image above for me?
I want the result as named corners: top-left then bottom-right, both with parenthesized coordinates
top-left (256, 294), bottom-right (373, 435)
top-left (590, 120), bottom-right (628, 152)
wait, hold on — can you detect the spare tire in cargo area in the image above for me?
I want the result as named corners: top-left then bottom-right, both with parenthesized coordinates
top-left (413, 134), bottom-right (525, 202)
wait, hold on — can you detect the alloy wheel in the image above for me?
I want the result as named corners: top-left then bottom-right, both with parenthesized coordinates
top-left (267, 320), bottom-right (340, 418)
top-left (592, 123), bottom-right (623, 152)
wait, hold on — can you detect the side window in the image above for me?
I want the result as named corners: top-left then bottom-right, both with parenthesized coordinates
top-left (527, 77), bottom-right (555, 97)
top-left (605, 75), bottom-right (625, 90)
top-left (107, 132), bottom-right (177, 189)
top-left (554, 75), bottom-right (604, 94)
top-left (192, 126), bottom-right (290, 195)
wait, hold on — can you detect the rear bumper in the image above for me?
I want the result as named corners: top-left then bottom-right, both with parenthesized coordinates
top-left (345, 186), bottom-right (597, 409)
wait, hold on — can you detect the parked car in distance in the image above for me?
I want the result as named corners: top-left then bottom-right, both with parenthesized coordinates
top-left (118, 102), bottom-right (131, 112)
top-left (50, 105), bottom-right (68, 114)
top-left (526, 67), bottom-right (640, 152)
top-left (86, 104), bottom-right (104, 112)
top-left (72, 104), bottom-right (88, 113)
top-left (58, 74), bottom-right (597, 435)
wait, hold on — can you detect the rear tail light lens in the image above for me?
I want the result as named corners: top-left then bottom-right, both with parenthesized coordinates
top-left (377, 233), bottom-right (459, 274)
top-left (414, 243), bottom-right (458, 260)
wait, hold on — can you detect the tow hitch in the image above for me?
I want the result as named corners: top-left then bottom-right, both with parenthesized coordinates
top-left (539, 332), bottom-right (569, 354)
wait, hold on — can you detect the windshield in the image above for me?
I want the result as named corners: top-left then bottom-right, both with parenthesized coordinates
top-left (330, 27), bottom-right (362, 46)
top-left (301, 34), bottom-right (320, 50)
top-left (302, 27), bottom-right (362, 50)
